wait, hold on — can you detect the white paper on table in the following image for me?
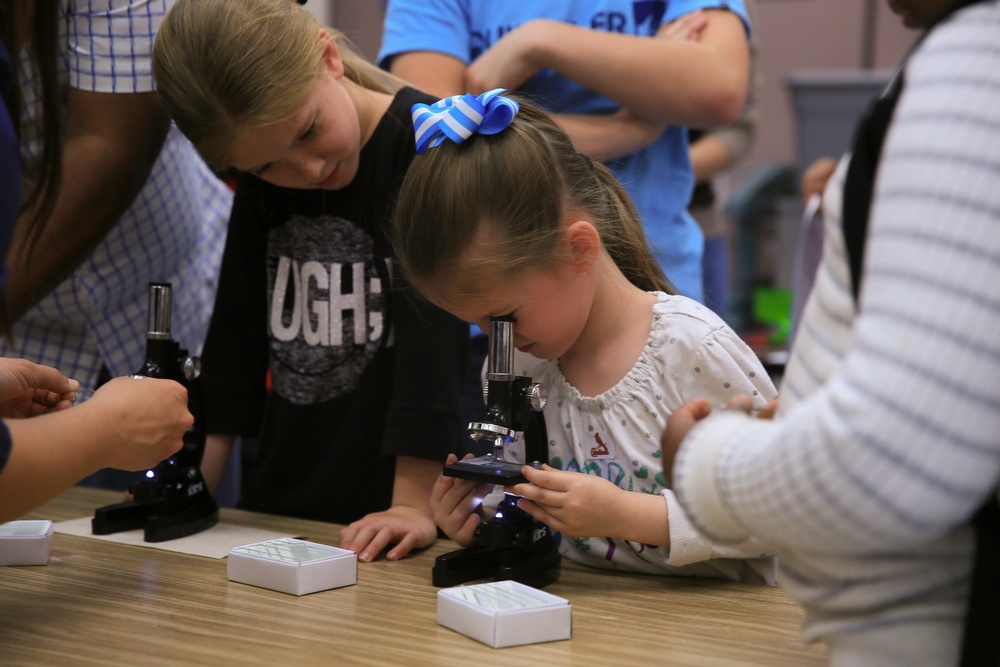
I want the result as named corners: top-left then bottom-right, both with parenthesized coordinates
top-left (53, 516), bottom-right (294, 559)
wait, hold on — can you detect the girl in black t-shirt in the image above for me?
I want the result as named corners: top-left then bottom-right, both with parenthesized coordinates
top-left (153, 0), bottom-right (467, 563)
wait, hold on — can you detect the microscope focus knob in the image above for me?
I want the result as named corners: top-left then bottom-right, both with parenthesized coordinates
top-left (525, 383), bottom-right (547, 411)
top-left (182, 355), bottom-right (202, 382)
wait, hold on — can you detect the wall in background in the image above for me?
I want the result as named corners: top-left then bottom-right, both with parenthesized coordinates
top-left (324, 1), bottom-right (920, 185)
top-left (747, 0), bottom-right (916, 181)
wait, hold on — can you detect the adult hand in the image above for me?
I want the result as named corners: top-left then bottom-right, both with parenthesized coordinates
top-left (466, 19), bottom-right (554, 93)
top-left (339, 504), bottom-right (438, 562)
top-left (801, 156), bottom-right (838, 207)
top-left (658, 9), bottom-right (708, 42)
top-left (0, 358), bottom-right (77, 418)
top-left (84, 375), bottom-right (192, 471)
top-left (663, 395), bottom-right (777, 486)
top-left (662, 397), bottom-right (714, 486)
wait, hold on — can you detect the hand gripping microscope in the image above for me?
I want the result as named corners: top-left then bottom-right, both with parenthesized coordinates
top-left (91, 283), bottom-right (219, 542)
top-left (431, 317), bottom-right (561, 589)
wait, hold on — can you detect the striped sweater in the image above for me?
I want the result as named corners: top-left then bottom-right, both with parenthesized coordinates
top-left (673, 2), bottom-right (1000, 663)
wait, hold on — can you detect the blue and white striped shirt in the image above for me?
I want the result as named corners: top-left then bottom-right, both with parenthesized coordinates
top-left (4, 0), bottom-right (230, 392)
top-left (674, 2), bottom-right (1000, 663)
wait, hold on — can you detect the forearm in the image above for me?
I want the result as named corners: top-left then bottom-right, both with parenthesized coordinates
top-left (555, 112), bottom-right (664, 161)
top-left (4, 89), bottom-right (169, 322)
top-left (690, 112), bottom-right (757, 183)
top-left (6, 141), bottom-right (142, 318)
top-left (524, 14), bottom-right (748, 126)
top-left (689, 133), bottom-right (737, 183)
top-left (0, 410), bottom-right (107, 522)
top-left (391, 455), bottom-right (442, 515)
top-left (201, 434), bottom-right (237, 494)
top-left (388, 52), bottom-right (466, 98)
top-left (607, 489), bottom-right (671, 547)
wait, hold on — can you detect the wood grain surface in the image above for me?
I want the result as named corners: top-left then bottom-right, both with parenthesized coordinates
top-left (0, 487), bottom-right (827, 666)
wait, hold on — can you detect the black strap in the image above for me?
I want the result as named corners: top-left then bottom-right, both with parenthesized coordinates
top-left (840, 0), bottom-right (988, 303)
top-left (840, 74), bottom-right (903, 301)
top-left (961, 494), bottom-right (1000, 666)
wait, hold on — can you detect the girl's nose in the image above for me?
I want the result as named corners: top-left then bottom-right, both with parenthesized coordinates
top-left (292, 154), bottom-right (325, 185)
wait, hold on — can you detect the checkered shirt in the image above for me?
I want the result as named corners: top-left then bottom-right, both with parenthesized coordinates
top-left (5, 0), bottom-right (231, 392)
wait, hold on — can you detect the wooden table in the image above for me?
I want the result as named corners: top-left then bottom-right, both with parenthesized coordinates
top-left (0, 487), bottom-right (826, 666)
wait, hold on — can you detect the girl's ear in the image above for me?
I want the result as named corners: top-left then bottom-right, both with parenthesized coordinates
top-left (319, 29), bottom-right (345, 78)
top-left (564, 220), bottom-right (601, 272)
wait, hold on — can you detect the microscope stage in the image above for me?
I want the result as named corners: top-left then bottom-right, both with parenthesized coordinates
top-left (444, 456), bottom-right (528, 485)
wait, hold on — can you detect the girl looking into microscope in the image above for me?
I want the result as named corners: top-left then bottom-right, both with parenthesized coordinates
top-left (151, 0), bottom-right (467, 562)
top-left (394, 92), bottom-right (776, 583)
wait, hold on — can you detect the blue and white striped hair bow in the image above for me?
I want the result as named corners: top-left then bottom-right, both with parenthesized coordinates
top-left (412, 88), bottom-right (520, 155)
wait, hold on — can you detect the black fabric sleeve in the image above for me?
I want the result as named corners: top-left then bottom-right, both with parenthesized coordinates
top-left (368, 87), bottom-right (469, 464)
top-left (380, 278), bottom-right (468, 463)
top-left (199, 179), bottom-right (271, 436)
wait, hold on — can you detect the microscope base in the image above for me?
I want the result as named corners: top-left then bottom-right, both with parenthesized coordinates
top-left (92, 499), bottom-right (219, 543)
top-left (432, 544), bottom-right (561, 589)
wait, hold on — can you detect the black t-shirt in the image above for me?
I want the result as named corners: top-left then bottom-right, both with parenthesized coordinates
top-left (200, 87), bottom-right (468, 524)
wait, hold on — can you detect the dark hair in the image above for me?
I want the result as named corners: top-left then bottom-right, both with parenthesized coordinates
top-left (0, 0), bottom-right (62, 249)
top-left (393, 96), bottom-right (674, 302)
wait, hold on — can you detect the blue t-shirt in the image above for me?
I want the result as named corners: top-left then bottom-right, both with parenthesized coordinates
top-left (379, 0), bottom-right (751, 302)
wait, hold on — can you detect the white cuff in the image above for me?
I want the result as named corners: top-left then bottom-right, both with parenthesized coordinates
top-left (673, 412), bottom-right (753, 543)
top-left (663, 489), bottom-right (714, 567)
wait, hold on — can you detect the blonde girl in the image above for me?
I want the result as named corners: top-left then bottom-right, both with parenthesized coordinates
top-left (152, 0), bottom-right (468, 563)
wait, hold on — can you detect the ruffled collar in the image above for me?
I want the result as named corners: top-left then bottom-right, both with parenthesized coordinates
top-left (541, 292), bottom-right (672, 412)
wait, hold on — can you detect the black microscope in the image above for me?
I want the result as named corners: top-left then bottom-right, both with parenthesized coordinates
top-left (92, 282), bottom-right (219, 542)
top-left (432, 317), bottom-right (561, 589)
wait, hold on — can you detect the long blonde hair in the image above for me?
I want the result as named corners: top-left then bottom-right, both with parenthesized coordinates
top-left (393, 98), bottom-right (674, 301)
top-left (152, 0), bottom-right (403, 168)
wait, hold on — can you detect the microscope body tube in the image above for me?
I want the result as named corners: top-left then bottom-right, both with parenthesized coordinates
top-left (484, 317), bottom-right (515, 460)
top-left (486, 318), bottom-right (515, 378)
top-left (135, 283), bottom-right (175, 379)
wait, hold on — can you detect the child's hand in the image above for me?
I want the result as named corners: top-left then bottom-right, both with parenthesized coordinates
top-left (505, 464), bottom-right (627, 538)
top-left (429, 453), bottom-right (493, 547)
top-left (338, 505), bottom-right (437, 563)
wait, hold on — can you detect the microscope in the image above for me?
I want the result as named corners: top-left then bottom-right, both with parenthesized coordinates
top-left (432, 317), bottom-right (561, 589)
top-left (91, 283), bottom-right (219, 543)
